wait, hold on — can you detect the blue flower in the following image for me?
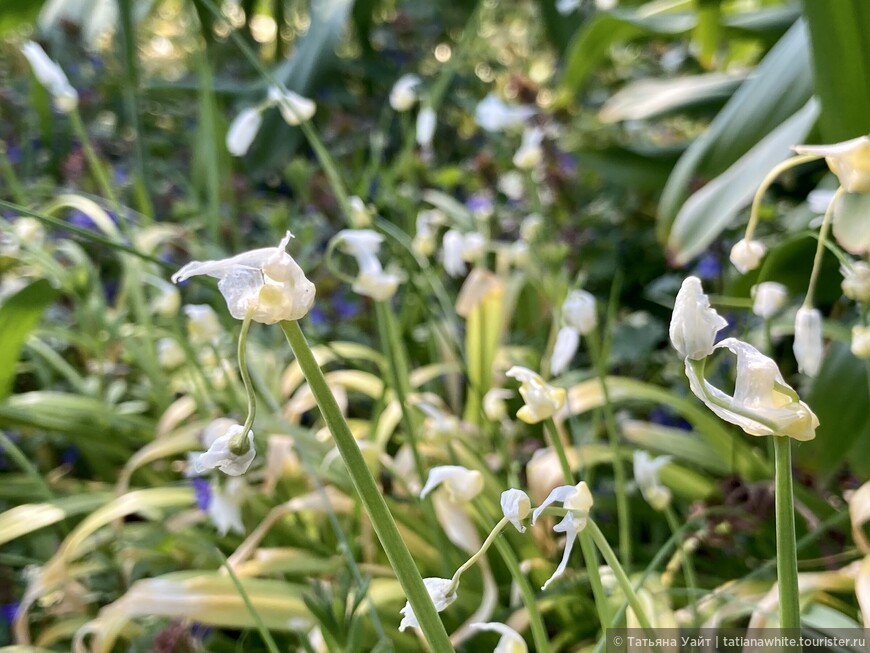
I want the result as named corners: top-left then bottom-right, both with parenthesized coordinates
top-left (192, 477), bottom-right (212, 511)
top-left (696, 253), bottom-right (721, 280)
top-left (0, 602), bottom-right (19, 624)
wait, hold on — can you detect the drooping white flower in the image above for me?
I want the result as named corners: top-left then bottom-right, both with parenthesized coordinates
top-left (420, 466), bottom-right (484, 503)
top-left (500, 489), bottom-right (532, 533)
top-left (793, 307), bottom-right (823, 377)
top-left (226, 107), bottom-right (263, 156)
top-left (442, 229), bottom-right (468, 277)
top-left (751, 281), bottom-right (788, 319)
top-left (208, 477), bottom-right (247, 535)
top-left (416, 105), bottom-right (437, 149)
top-left (633, 451), bottom-right (671, 512)
top-left (852, 326), bottom-right (870, 359)
top-left (842, 262), bottom-right (870, 302)
top-left (172, 231), bottom-right (315, 324)
top-left (498, 170), bottom-right (525, 200)
top-left (513, 126), bottom-right (544, 170)
top-left (347, 196), bottom-right (372, 228)
top-left (462, 232), bottom-right (487, 263)
top-left (21, 41), bottom-right (78, 112)
top-left (398, 577), bottom-right (458, 632)
top-left (192, 418), bottom-right (256, 476)
top-left (157, 338), bottom-right (185, 370)
top-left (183, 304), bottom-right (223, 344)
top-left (505, 366), bottom-right (566, 424)
top-left (550, 326), bottom-right (580, 376)
top-left (267, 86), bottom-right (316, 126)
top-left (470, 622), bottom-right (528, 653)
top-left (562, 289), bottom-right (597, 335)
top-left (334, 229), bottom-right (402, 301)
top-left (475, 94), bottom-right (536, 132)
top-left (390, 74), bottom-right (422, 112)
top-left (483, 388), bottom-right (513, 422)
top-left (729, 239), bottom-right (767, 274)
top-left (793, 136), bottom-right (870, 194)
top-left (530, 482), bottom-right (594, 589)
top-left (669, 276), bottom-right (728, 360)
top-left (520, 214), bottom-right (544, 242)
top-left (685, 338), bottom-right (818, 441)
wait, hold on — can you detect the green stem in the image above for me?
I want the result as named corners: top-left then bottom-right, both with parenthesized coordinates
top-left (68, 109), bottom-right (123, 224)
top-left (450, 518), bottom-right (508, 587)
top-left (544, 418), bottom-right (574, 484)
top-left (280, 320), bottom-right (455, 652)
top-left (491, 536), bottom-right (551, 653)
top-left (0, 432), bottom-right (54, 501)
top-left (0, 143), bottom-right (26, 204)
top-left (238, 311), bottom-right (257, 435)
top-left (579, 529), bottom-right (612, 631)
top-left (664, 505), bottom-right (699, 626)
top-left (586, 330), bottom-right (631, 568)
top-left (803, 186), bottom-right (845, 309)
top-left (216, 548), bottom-right (282, 653)
top-left (774, 436), bottom-right (800, 628)
top-left (587, 520), bottom-right (655, 636)
top-left (744, 154), bottom-right (819, 241)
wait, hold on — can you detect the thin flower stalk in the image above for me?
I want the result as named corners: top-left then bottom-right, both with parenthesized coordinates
top-left (743, 154), bottom-right (819, 243)
top-left (544, 418), bottom-right (574, 485)
top-left (663, 505), bottom-right (699, 625)
top-left (774, 436), bottom-right (800, 628)
top-left (280, 320), bottom-right (455, 652)
top-left (578, 529), bottom-right (612, 630)
top-left (803, 186), bottom-right (846, 310)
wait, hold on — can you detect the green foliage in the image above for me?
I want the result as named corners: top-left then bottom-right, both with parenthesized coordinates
top-left (0, 279), bottom-right (56, 400)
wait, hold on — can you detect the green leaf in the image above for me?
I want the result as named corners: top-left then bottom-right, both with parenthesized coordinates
top-left (666, 97), bottom-right (819, 265)
top-left (0, 279), bottom-right (57, 400)
top-left (802, 0), bottom-right (870, 141)
top-left (561, 4), bottom-right (696, 95)
top-left (573, 146), bottom-right (682, 189)
top-left (0, 0), bottom-right (42, 36)
top-left (795, 342), bottom-right (870, 481)
top-left (0, 493), bottom-right (112, 547)
top-left (657, 20), bottom-right (813, 241)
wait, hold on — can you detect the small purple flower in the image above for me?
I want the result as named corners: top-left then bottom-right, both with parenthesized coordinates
top-left (649, 407), bottom-right (691, 431)
top-left (557, 152), bottom-right (578, 175)
top-left (0, 603), bottom-right (19, 624)
top-left (67, 208), bottom-right (119, 232)
top-left (333, 296), bottom-right (360, 319)
top-left (5, 145), bottom-right (21, 165)
top-left (696, 253), bottom-right (721, 280)
top-left (192, 477), bottom-right (212, 511)
top-left (61, 446), bottom-right (80, 466)
top-left (465, 193), bottom-right (493, 216)
top-left (308, 306), bottom-right (327, 327)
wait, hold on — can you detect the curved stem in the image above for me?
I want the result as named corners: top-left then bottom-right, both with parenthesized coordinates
top-left (745, 154), bottom-right (819, 241)
top-left (803, 186), bottom-right (846, 309)
top-left (579, 529), bottom-right (612, 631)
top-left (544, 417), bottom-right (574, 485)
top-left (238, 311), bottom-right (257, 436)
top-left (664, 505), bottom-right (699, 626)
top-left (774, 436), bottom-right (801, 628)
top-left (450, 518), bottom-right (508, 587)
top-left (281, 320), bottom-right (455, 652)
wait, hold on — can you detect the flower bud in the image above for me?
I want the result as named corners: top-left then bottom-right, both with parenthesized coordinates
top-left (389, 74), bottom-right (421, 112)
top-left (852, 326), bottom-right (870, 359)
top-left (842, 262), bottom-right (870, 303)
top-left (562, 290), bottom-right (597, 335)
top-left (669, 276), bottom-right (728, 360)
top-left (226, 107), bottom-right (263, 157)
top-left (793, 307), bottom-right (823, 377)
top-left (751, 281), bottom-right (788, 319)
top-left (500, 489), bottom-right (532, 533)
top-left (729, 239), bottom-right (766, 274)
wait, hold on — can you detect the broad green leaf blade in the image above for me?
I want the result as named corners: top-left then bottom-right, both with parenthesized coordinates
top-left (599, 72), bottom-right (746, 123)
top-left (802, 1), bottom-right (870, 141)
top-left (666, 98), bottom-right (819, 265)
top-left (573, 145), bottom-right (682, 189)
top-left (560, 4), bottom-right (696, 95)
top-left (657, 20), bottom-right (812, 240)
top-left (0, 493), bottom-right (112, 547)
top-left (0, 279), bottom-right (58, 400)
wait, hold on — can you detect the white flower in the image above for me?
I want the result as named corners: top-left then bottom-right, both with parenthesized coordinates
top-left (685, 338), bottom-right (818, 441)
top-left (416, 105), bottom-right (437, 149)
top-left (420, 466), bottom-right (484, 503)
top-left (520, 214), bottom-right (543, 242)
top-left (390, 74), bottom-right (422, 112)
top-left (267, 86), bottom-right (316, 126)
top-left (334, 229), bottom-right (402, 301)
top-left (21, 41), bottom-right (78, 112)
top-left (208, 477), bottom-right (247, 535)
top-left (226, 106), bottom-right (263, 156)
top-left (550, 326), bottom-right (580, 376)
top-left (498, 171), bottom-right (525, 200)
top-left (347, 196), bottom-right (372, 228)
top-left (633, 451), bottom-right (671, 512)
top-left (562, 290), bottom-right (597, 335)
top-left (157, 338), bottom-right (185, 369)
top-left (483, 388), bottom-right (513, 422)
top-left (398, 577), bottom-right (457, 632)
top-left (513, 127), bottom-right (544, 170)
top-left (729, 239), bottom-right (767, 274)
top-left (352, 270), bottom-right (402, 301)
top-left (442, 229), bottom-right (468, 277)
top-left (475, 94), bottom-right (536, 132)
top-left (500, 489), bottom-right (531, 533)
top-left (669, 276), bottom-right (728, 360)
top-left (530, 482), bottom-right (594, 589)
top-left (842, 262), bottom-right (870, 302)
top-left (184, 304), bottom-right (223, 344)
top-left (172, 231), bottom-right (315, 324)
top-left (794, 136), bottom-right (870, 193)
top-left (852, 326), bottom-right (870, 359)
top-left (751, 282), bottom-right (788, 319)
top-left (807, 189), bottom-right (835, 214)
top-left (192, 419), bottom-right (256, 476)
top-left (506, 366), bottom-right (566, 424)
top-left (462, 232), bottom-right (487, 263)
top-left (509, 240), bottom-right (530, 267)
top-left (471, 622), bottom-right (528, 653)
top-left (793, 307), bottom-right (823, 377)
